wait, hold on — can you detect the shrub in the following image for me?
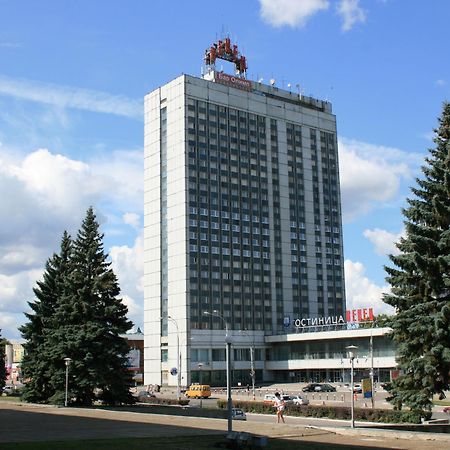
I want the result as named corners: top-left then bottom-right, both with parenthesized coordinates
top-left (217, 399), bottom-right (422, 424)
top-left (152, 397), bottom-right (190, 406)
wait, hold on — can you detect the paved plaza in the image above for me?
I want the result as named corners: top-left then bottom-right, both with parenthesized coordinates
top-left (1, 401), bottom-right (449, 449)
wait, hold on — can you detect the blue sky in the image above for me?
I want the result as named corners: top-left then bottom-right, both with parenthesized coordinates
top-left (1, 0), bottom-right (449, 339)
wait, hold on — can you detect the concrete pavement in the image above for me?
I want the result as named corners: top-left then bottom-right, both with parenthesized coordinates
top-left (1, 401), bottom-right (450, 449)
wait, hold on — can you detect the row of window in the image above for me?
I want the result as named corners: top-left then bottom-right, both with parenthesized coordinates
top-left (189, 245), bottom-right (270, 258)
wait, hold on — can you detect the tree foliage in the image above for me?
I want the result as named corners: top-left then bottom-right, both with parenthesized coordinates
top-left (21, 208), bottom-right (134, 405)
top-left (384, 102), bottom-right (450, 417)
top-left (20, 231), bottom-right (72, 403)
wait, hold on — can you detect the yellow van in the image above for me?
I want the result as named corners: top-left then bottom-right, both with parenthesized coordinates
top-left (185, 384), bottom-right (211, 399)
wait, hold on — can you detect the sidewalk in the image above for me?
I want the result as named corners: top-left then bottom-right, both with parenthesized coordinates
top-left (1, 401), bottom-right (449, 449)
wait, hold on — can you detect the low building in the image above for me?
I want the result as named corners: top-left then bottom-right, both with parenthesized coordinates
top-left (121, 328), bottom-right (144, 384)
top-left (264, 327), bottom-right (395, 384)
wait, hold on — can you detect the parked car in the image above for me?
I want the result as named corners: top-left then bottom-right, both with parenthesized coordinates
top-left (302, 383), bottom-right (321, 392)
top-left (263, 394), bottom-right (277, 405)
top-left (2, 386), bottom-right (14, 396)
top-left (136, 391), bottom-right (157, 402)
top-left (281, 395), bottom-right (294, 405)
top-left (319, 384), bottom-right (336, 392)
top-left (302, 383), bottom-right (336, 393)
top-left (353, 383), bottom-right (362, 394)
top-left (232, 408), bottom-right (247, 421)
top-left (290, 395), bottom-right (310, 406)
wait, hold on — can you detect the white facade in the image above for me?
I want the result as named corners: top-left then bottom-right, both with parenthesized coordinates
top-left (144, 73), bottom-right (346, 386)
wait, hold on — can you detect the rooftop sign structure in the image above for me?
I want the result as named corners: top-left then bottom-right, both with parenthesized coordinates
top-left (204, 37), bottom-right (247, 78)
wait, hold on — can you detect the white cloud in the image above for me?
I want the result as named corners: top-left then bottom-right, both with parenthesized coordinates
top-left (363, 228), bottom-right (404, 257)
top-left (336, 0), bottom-right (366, 31)
top-left (110, 231), bottom-right (144, 329)
top-left (338, 137), bottom-right (423, 221)
top-left (435, 79), bottom-right (446, 87)
top-left (123, 212), bottom-right (141, 228)
top-left (0, 74), bottom-right (142, 119)
top-left (259, 0), bottom-right (329, 28)
top-left (0, 144), bottom-right (143, 339)
top-left (344, 260), bottom-right (394, 315)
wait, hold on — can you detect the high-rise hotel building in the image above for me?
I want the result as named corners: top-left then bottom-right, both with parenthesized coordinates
top-left (144, 70), bottom-right (345, 386)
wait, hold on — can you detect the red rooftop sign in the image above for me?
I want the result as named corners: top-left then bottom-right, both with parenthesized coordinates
top-left (215, 72), bottom-right (252, 92)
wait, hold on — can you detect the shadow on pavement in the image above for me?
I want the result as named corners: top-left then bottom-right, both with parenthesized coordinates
top-left (0, 405), bottom-right (420, 449)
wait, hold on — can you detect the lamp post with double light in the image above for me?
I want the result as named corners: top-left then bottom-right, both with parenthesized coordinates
top-left (63, 357), bottom-right (72, 407)
top-left (346, 345), bottom-right (358, 428)
top-left (167, 315), bottom-right (181, 400)
top-left (203, 310), bottom-right (232, 433)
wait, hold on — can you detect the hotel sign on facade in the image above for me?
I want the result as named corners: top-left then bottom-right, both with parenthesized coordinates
top-left (214, 72), bottom-right (252, 92)
top-left (294, 308), bottom-right (374, 329)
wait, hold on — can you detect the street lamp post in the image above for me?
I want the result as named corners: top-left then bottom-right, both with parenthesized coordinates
top-left (198, 362), bottom-right (203, 408)
top-left (204, 310), bottom-right (232, 433)
top-left (250, 346), bottom-right (256, 401)
top-left (238, 330), bottom-right (256, 401)
top-left (167, 315), bottom-right (181, 401)
top-left (370, 328), bottom-right (375, 409)
top-left (346, 345), bottom-right (358, 428)
top-left (63, 357), bottom-right (72, 407)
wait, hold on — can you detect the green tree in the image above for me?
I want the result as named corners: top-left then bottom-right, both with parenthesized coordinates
top-left (48, 207), bottom-right (134, 405)
top-left (0, 332), bottom-right (7, 391)
top-left (20, 232), bottom-right (73, 403)
top-left (384, 102), bottom-right (450, 417)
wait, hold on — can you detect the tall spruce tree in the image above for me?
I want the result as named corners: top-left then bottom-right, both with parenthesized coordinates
top-left (0, 332), bottom-right (6, 391)
top-left (384, 102), bottom-right (450, 417)
top-left (48, 207), bottom-right (134, 405)
top-left (20, 231), bottom-right (73, 403)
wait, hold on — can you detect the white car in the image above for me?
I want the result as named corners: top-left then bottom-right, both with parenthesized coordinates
top-left (291, 395), bottom-right (309, 406)
top-left (263, 394), bottom-right (277, 404)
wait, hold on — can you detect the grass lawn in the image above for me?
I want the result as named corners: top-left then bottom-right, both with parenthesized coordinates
top-left (0, 396), bottom-right (21, 402)
top-left (0, 435), bottom-right (372, 450)
top-left (434, 400), bottom-right (450, 406)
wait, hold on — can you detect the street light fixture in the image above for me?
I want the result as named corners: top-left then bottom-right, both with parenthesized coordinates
top-left (203, 310), bottom-right (232, 433)
top-left (63, 357), bottom-right (72, 407)
top-left (167, 315), bottom-right (181, 401)
top-left (346, 345), bottom-right (358, 428)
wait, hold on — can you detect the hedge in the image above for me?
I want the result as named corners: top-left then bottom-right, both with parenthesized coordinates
top-left (149, 397), bottom-right (190, 406)
top-left (216, 399), bottom-right (423, 424)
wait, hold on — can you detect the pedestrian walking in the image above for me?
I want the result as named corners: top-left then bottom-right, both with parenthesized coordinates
top-left (274, 392), bottom-right (286, 423)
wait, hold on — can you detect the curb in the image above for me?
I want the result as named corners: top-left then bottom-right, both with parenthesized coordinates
top-left (311, 425), bottom-right (450, 442)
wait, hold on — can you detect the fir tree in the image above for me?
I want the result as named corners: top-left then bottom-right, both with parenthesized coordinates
top-left (49, 207), bottom-right (134, 406)
top-left (384, 102), bottom-right (450, 417)
top-left (0, 332), bottom-right (7, 391)
top-left (20, 232), bottom-right (73, 403)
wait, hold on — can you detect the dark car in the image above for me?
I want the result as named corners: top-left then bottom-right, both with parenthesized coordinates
top-left (302, 383), bottom-right (336, 393)
top-left (136, 391), bottom-right (157, 402)
top-left (319, 384), bottom-right (336, 392)
top-left (302, 383), bottom-right (321, 392)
